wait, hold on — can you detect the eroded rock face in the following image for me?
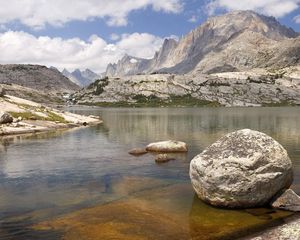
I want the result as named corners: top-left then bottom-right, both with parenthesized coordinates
top-left (190, 129), bottom-right (293, 208)
top-left (0, 111), bottom-right (13, 124)
top-left (271, 189), bottom-right (300, 212)
top-left (146, 140), bottom-right (188, 153)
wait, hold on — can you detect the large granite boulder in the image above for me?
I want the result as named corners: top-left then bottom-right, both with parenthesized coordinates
top-left (190, 129), bottom-right (293, 208)
top-left (146, 140), bottom-right (188, 152)
top-left (0, 111), bottom-right (13, 124)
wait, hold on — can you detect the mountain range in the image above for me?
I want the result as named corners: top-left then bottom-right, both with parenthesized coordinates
top-left (62, 69), bottom-right (102, 87)
top-left (105, 10), bottom-right (299, 77)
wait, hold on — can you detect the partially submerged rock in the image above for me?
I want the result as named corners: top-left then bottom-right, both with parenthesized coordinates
top-left (190, 129), bottom-right (293, 208)
top-left (271, 189), bottom-right (300, 212)
top-left (129, 148), bottom-right (148, 156)
top-left (155, 154), bottom-right (175, 163)
top-left (0, 111), bottom-right (13, 124)
top-left (146, 140), bottom-right (188, 153)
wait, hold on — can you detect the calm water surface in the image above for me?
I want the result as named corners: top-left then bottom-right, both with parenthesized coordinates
top-left (0, 107), bottom-right (300, 239)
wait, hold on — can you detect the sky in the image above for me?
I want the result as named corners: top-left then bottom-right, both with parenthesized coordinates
top-left (0, 0), bottom-right (299, 74)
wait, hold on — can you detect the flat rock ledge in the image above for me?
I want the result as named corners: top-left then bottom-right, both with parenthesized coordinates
top-left (146, 140), bottom-right (188, 153)
top-left (190, 129), bottom-right (293, 208)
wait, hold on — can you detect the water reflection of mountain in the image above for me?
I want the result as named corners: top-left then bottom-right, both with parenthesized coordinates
top-left (94, 107), bottom-right (300, 153)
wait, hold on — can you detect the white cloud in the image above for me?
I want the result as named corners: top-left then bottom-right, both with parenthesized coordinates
top-left (0, 31), bottom-right (163, 73)
top-left (207, 0), bottom-right (300, 18)
top-left (110, 33), bottom-right (120, 41)
top-left (294, 15), bottom-right (300, 23)
top-left (0, 0), bottom-right (183, 29)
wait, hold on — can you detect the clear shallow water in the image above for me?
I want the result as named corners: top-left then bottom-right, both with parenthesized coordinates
top-left (0, 107), bottom-right (300, 239)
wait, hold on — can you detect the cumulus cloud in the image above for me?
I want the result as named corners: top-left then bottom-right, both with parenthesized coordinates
top-left (0, 0), bottom-right (183, 29)
top-left (294, 15), bottom-right (300, 23)
top-left (110, 33), bottom-right (120, 41)
top-left (207, 0), bottom-right (300, 18)
top-left (0, 31), bottom-right (163, 73)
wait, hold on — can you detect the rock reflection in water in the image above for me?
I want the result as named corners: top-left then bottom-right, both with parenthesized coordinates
top-left (32, 181), bottom-right (292, 240)
top-left (189, 195), bottom-right (291, 240)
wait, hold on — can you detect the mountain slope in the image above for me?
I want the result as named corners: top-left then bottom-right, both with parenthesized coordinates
top-left (62, 69), bottom-right (101, 87)
top-left (105, 10), bottom-right (299, 77)
top-left (0, 64), bottom-right (80, 92)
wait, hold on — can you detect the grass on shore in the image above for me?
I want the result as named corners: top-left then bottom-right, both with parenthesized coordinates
top-left (9, 111), bottom-right (68, 123)
top-left (79, 94), bottom-right (221, 108)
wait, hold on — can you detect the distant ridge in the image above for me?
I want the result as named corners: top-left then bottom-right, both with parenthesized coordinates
top-left (0, 64), bottom-right (79, 92)
top-left (62, 68), bottom-right (102, 87)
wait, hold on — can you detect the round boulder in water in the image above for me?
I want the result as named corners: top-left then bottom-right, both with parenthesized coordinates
top-left (190, 129), bottom-right (293, 208)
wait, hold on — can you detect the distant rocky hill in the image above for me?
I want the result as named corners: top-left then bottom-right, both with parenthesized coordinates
top-left (105, 11), bottom-right (299, 77)
top-left (0, 64), bottom-right (80, 93)
top-left (73, 66), bottom-right (300, 107)
top-left (62, 68), bottom-right (101, 87)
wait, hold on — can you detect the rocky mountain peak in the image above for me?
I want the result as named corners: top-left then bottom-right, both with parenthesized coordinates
top-left (202, 10), bottom-right (298, 40)
top-left (104, 10), bottom-right (299, 77)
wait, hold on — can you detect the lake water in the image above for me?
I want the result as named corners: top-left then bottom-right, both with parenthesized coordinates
top-left (0, 107), bottom-right (300, 240)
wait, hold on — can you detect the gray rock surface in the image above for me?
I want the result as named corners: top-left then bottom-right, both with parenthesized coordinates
top-left (146, 140), bottom-right (188, 153)
top-left (0, 111), bottom-right (13, 124)
top-left (271, 189), bottom-right (300, 212)
top-left (244, 215), bottom-right (300, 240)
top-left (189, 129), bottom-right (293, 208)
top-left (74, 71), bottom-right (300, 107)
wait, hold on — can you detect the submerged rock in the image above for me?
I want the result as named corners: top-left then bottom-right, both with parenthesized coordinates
top-left (146, 140), bottom-right (188, 153)
top-left (129, 148), bottom-right (148, 156)
top-left (271, 189), bottom-right (300, 212)
top-left (155, 154), bottom-right (175, 163)
top-left (0, 111), bottom-right (13, 124)
top-left (190, 129), bottom-right (293, 208)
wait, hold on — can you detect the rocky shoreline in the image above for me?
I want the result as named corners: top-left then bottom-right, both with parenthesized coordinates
top-left (0, 93), bottom-right (102, 137)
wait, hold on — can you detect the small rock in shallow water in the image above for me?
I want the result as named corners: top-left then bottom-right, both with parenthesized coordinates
top-left (271, 189), bottom-right (300, 212)
top-left (146, 140), bottom-right (188, 152)
top-left (155, 154), bottom-right (175, 163)
top-left (128, 148), bottom-right (148, 156)
top-left (0, 111), bottom-right (13, 124)
top-left (190, 129), bottom-right (293, 208)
